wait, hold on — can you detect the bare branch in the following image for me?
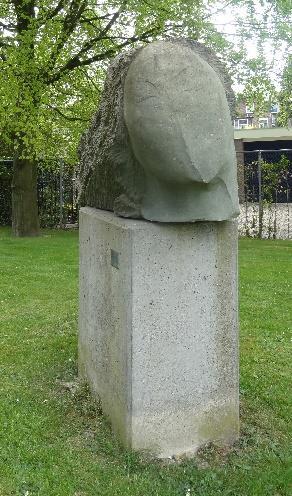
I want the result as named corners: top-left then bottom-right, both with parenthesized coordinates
top-left (11, 0), bottom-right (35, 34)
top-left (46, 0), bottom-right (67, 21)
top-left (71, 1), bottom-right (128, 62)
top-left (80, 13), bottom-right (111, 24)
top-left (0, 20), bottom-right (17, 30)
top-left (46, 0), bottom-right (88, 70)
top-left (78, 67), bottom-right (102, 92)
top-left (98, 0), bottom-right (127, 38)
top-left (48, 104), bottom-right (88, 122)
top-left (47, 27), bottom-right (158, 84)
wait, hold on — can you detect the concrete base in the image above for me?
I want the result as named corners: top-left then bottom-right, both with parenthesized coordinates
top-left (79, 207), bottom-right (239, 458)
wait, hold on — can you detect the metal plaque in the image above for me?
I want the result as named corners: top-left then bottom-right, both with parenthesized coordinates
top-left (111, 249), bottom-right (119, 269)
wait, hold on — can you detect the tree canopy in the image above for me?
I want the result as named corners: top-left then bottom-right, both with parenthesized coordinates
top-left (0, 1), bottom-right (290, 163)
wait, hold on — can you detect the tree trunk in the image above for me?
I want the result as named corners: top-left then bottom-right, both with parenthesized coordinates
top-left (11, 157), bottom-right (40, 236)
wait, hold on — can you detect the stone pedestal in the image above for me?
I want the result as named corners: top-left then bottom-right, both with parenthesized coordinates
top-left (79, 207), bottom-right (239, 458)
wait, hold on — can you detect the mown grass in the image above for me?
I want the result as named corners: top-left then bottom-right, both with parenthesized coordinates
top-left (0, 227), bottom-right (291, 496)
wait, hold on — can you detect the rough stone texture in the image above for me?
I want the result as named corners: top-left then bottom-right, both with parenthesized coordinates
top-left (78, 39), bottom-right (239, 221)
top-left (79, 207), bottom-right (239, 457)
top-left (234, 139), bottom-right (245, 203)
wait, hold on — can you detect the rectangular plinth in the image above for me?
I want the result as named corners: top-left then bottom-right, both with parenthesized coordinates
top-left (79, 207), bottom-right (239, 457)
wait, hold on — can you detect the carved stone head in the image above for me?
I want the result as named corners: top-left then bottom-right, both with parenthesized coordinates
top-left (79, 39), bottom-right (239, 222)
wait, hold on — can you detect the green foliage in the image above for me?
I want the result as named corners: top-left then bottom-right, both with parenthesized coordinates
top-left (278, 55), bottom-right (292, 126)
top-left (240, 56), bottom-right (278, 117)
top-left (0, 230), bottom-right (291, 494)
top-left (261, 155), bottom-right (291, 202)
top-left (244, 155), bottom-right (291, 206)
top-left (230, 0), bottom-right (291, 114)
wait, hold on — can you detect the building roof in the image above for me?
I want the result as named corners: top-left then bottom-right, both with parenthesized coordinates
top-left (234, 127), bottom-right (292, 142)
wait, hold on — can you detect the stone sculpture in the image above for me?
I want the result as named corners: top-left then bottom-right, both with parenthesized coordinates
top-left (79, 39), bottom-right (240, 221)
top-left (79, 38), bottom-right (240, 457)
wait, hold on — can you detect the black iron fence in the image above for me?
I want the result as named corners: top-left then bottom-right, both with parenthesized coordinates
top-left (237, 149), bottom-right (292, 239)
top-left (1, 150), bottom-right (292, 237)
top-left (0, 159), bottom-right (78, 227)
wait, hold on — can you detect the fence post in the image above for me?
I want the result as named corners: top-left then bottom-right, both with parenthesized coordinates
top-left (258, 150), bottom-right (263, 239)
top-left (287, 174), bottom-right (290, 239)
top-left (59, 158), bottom-right (64, 228)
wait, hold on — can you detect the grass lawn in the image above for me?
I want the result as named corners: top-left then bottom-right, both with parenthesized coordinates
top-left (0, 227), bottom-right (291, 496)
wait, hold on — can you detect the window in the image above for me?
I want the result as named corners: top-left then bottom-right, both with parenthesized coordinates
top-left (259, 118), bottom-right (268, 128)
top-left (270, 104), bottom-right (279, 114)
top-left (234, 118), bottom-right (251, 129)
